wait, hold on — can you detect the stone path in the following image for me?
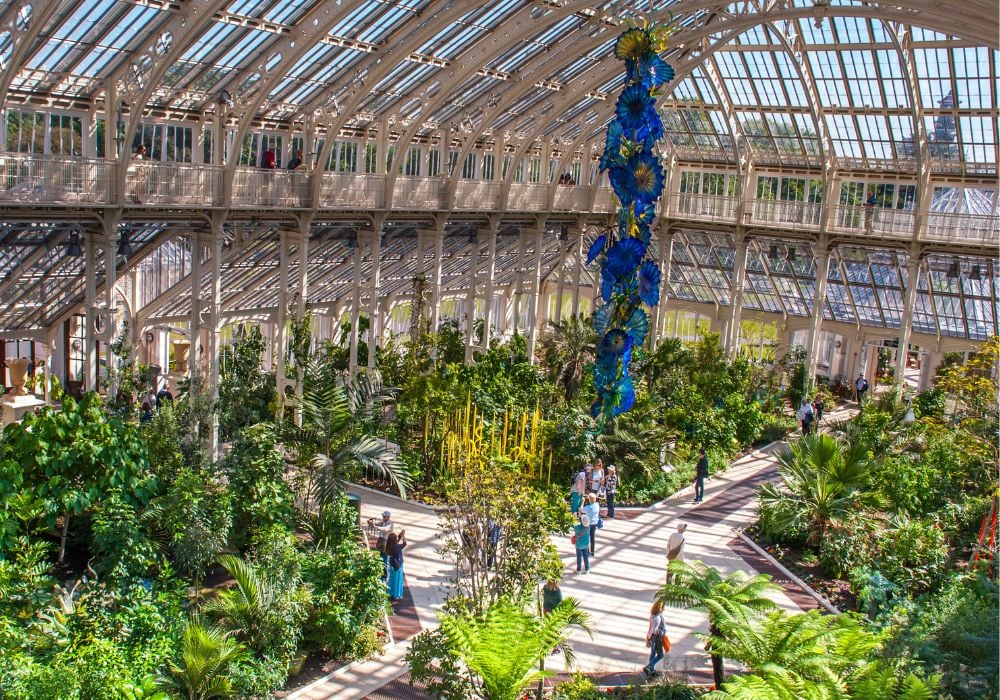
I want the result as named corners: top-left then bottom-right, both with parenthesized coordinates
top-left (287, 403), bottom-right (857, 699)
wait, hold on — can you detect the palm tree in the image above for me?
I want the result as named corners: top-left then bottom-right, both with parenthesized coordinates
top-left (291, 358), bottom-right (410, 504)
top-left (538, 314), bottom-right (596, 402)
top-left (202, 554), bottom-right (300, 658)
top-left (438, 597), bottom-right (593, 700)
top-left (657, 560), bottom-right (780, 688)
top-left (155, 618), bottom-right (247, 700)
top-left (759, 433), bottom-right (878, 545)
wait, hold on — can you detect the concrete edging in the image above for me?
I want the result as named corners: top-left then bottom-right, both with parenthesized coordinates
top-left (734, 529), bottom-right (840, 615)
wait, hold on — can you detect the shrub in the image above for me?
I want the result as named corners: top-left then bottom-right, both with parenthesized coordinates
top-left (223, 423), bottom-right (295, 551)
top-left (913, 387), bottom-right (946, 419)
top-left (872, 515), bottom-right (949, 594)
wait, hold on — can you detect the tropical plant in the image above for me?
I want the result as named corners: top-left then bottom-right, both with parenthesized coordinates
top-left (758, 433), bottom-right (877, 545)
top-left (657, 560), bottom-right (780, 687)
top-left (217, 324), bottom-right (276, 440)
top-left (290, 358), bottom-right (409, 503)
top-left (154, 618), bottom-right (248, 700)
top-left (539, 314), bottom-right (596, 402)
top-left (435, 598), bottom-right (593, 700)
top-left (202, 554), bottom-right (306, 666)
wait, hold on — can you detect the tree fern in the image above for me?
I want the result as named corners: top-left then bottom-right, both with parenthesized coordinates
top-left (438, 598), bottom-right (592, 700)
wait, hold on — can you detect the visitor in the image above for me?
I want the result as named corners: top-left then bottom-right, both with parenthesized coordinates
top-left (542, 579), bottom-right (564, 654)
top-left (643, 600), bottom-right (669, 677)
top-left (582, 493), bottom-right (600, 556)
top-left (573, 514), bottom-right (591, 574)
top-left (128, 144), bottom-right (147, 203)
top-left (260, 148), bottom-right (277, 169)
top-left (813, 394), bottom-right (825, 423)
top-left (486, 517), bottom-right (500, 569)
top-left (604, 465), bottom-right (618, 518)
top-left (864, 192), bottom-right (877, 232)
top-left (797, 398), bottom-right (814, 436)
top-left (694, 449), bottom-right (708, 503)
top-left (386, 530), bottom-right (407, 601)
top-left (140, 400), bottom-right (153, 424)
top-left (855, 373), bottom-right (869, 405)
top-left (287, 149), bottom-right (303, 170)
top-left (373, 510), bottom-right (394, 579)
top-left (155, 381), bottom-right (173, 408)
top-left (665, 522), bottom-right (687, 584)
top-left (570, 464), bottom-right (589, 514)
top-left (590, 458), bottom-right (605, 496)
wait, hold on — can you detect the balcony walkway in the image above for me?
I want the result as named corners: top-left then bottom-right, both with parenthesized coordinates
top-left (0, 155), bottom-right (996, 253)
top-left (287, 402), bottom-right (857, 700)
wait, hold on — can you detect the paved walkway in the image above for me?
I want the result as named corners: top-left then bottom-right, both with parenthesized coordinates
top-left (287, 403), bottom-right (856, 699)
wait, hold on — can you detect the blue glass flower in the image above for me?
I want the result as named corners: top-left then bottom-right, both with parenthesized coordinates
top-left (613, 375), bottom-right (636, 415)
top-left (600, 329), bottom-right (631, 357)
top-left (623, 151), bottom-right (665, 204)
top-left (640, 55), bottom-right (675, 88)
top-left (616, 84), bottom-right (655, 133)
top-left (625, 307), bottom-right (649, 346)
top-left (593, 303), bottom-right (613, 335)
top-left (587, 234), bottom-right (607, 265)
top-left (600, 122), bottom-right (624, 171)
top-left (605, 237), bottom-right (646, 279)
top-left (638, 260), bottom-right (661, 306)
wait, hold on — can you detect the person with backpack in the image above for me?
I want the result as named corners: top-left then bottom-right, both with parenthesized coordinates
top-left (855, 373), bottom-right (869, 405)
top-left (373, 510), bottom-right (394, 579)
top-left (797, 398), bottom-right (815, 435)
top-left (644, 600), bottom-right (670, 677)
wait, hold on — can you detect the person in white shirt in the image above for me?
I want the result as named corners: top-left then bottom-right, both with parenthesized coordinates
top-left (796, 399), bottom-right (815, 435)
top-left (590, 458), bottom-right (605, 495)
top-left (371, 510), bottom-right (394, 579)
top-left (665, 523), bottom-right (687, 583)
top-left (582, 493), bottom-right (601, 556)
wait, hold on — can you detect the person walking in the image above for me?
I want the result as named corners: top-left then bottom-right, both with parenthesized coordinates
top-left (813, 394), bottom-right (825, 423)
top-left (694, 449), bottom-right (709, 503)
top-left (570, 464), bottom-right (589, 514)
top-left (797, 398), bottom-right (814, 436)
top-left (573, 514), bottom-right (591, 574)
top-left (386, 530), bottom-right (407, 601)
top-left (855, 373), bottom-right (869, 405)
top-left (373, 510), bottom-right (394, 579)
top-left (665, 523), bottom-right (687, 584)
top-left (643, 600), bottom-right (669, 677)
top-left (604, 465), bottom-right (618, 518)
top-left (582, 493), bottom-right (600, 556)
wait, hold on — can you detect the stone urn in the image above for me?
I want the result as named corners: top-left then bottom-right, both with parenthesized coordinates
top-left (171, 341), bottom-right (191, 370)
top-left (5, 358), bottom-right (31, 397)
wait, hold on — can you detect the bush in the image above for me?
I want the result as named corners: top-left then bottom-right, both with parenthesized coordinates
top-left (913, 387), bottom-right (946, 419)
top-left (223, 423), bottom-right (295, 550)
top-left (819, 519), bottom-right (877, 577)
top-left (872, 515), bottom-right (949, 594)
top-left (159, 468), bottom-right (231, 580)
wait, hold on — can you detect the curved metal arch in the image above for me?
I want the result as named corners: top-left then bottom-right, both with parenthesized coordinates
top-left (0, 0), bottom-right (64, 110)
top-left (113, 0), bottom-right (237, 199)
top-left (219, 0), bottom-right (380, 190)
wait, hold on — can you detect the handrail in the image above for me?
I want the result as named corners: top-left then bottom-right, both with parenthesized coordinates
top-left (0, 154), bottom-right (994, 247)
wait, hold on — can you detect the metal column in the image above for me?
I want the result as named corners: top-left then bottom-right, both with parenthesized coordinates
top-left (895, 254), bottom-right (921, 384)
top-left (188, 231), bottom-right (202, 379)
top-left (367, 230), bottom-right (381, 370)
top-left (806, 248), bottom-right (832, 382)
top-left (726, 234), bottom-right (749, 353)
top-left (526, 230), bottom-right (544, 362)
top-left (84, 231), bottom-right (98, 392)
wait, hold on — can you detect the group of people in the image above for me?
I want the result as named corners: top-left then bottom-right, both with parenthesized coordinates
top-left (139, 380), bottom-right (173, 423)
top-left (557, 172), bottom-right (577, 185)
top-left (569, 458), bottom-right (619, 574)
top-left (795, 394), bottom-right (825, 435)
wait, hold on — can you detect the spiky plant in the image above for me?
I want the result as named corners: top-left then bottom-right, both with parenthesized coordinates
top-left (759, 433), bottom-right (879, 545)
top-left (289, 357), bottom-right (409, 504)
top-left (657, 560), bottom-right (780, 688)
top-left (154, 618), bottom-right (247, 700)
top-left (538, 314), bottom-right (596, 403)
top-left (438, 597), bottom-right (593, 700)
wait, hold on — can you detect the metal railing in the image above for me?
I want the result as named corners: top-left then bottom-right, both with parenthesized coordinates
top-left (127, 161), bottom-right (221, 206)
top-left (669, 193), bottom-right (739, 222)
top-left (393, 176), bottom-right (442, 209)
top-left (749, 198), bottom-right (823, 228)
top-left (232, 167), bottom-right (311, 208)
top-left (453, 180), bottom-right (500, 210)
top-left (506, 182), bottom-right (547, 211)
top-left (319, 172), bottom-right (385, 209)
top-left (552, 184), bottom-right (593, 212)
top-left (0, 154), bottom-right (112, 203)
